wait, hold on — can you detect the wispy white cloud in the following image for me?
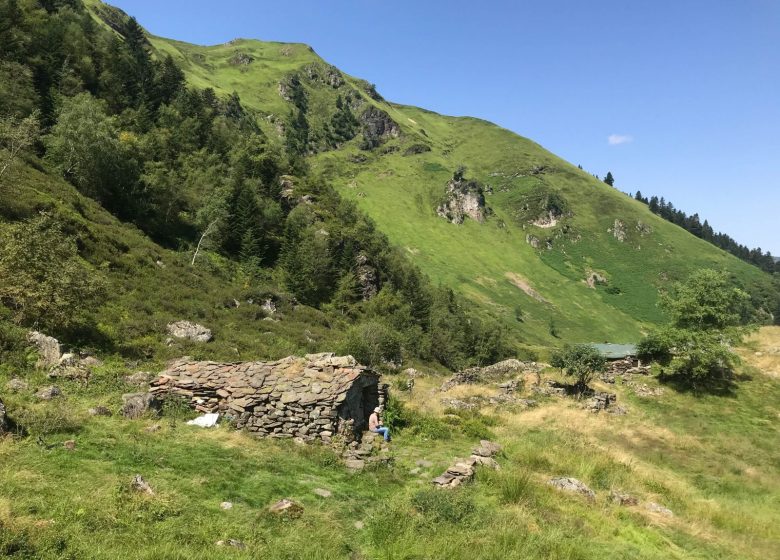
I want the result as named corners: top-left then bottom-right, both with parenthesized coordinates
top-left (608, 134), bottom-right (633, 146)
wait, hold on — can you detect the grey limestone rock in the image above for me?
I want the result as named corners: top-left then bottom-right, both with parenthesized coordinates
top-left (548, 477), bottom-right (596, 500)
top-left (166, 321), bottom-right (213, 343)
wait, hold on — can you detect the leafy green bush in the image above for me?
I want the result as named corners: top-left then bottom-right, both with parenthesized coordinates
top-left (549, 344), bottom-right (606, 392)
top-left (339, 320), bottom-right (402, 367)
top-left (0, 214), bottom-right (106, 336)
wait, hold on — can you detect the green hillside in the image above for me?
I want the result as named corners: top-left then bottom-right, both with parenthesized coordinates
top-left (2, 2), bottom-right (780, 559)
top-left (116, 6), bottom-right (775, 348)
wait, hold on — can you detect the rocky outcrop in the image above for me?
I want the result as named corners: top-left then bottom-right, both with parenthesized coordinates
top-left (636, 221), bottom-right (652, 236)
top-left (166, 321), bottom-right (213, 343)
top-left (359, 106), bottom-right (400, 149)
top-left (27, 331), bottom-right (61, 369)
top-left (403, 143), bottom-right (431, 156)
top-left (436, 174), bottom-right (489, 224)
top-left (355, 253), bottom-right (379, 301)
top-left (441, 359), bottom-right (542, 391)
top-left (228, 51), bottom-right (254, 66)
top-left (612, 219), bottom-right (627, 242)
top-left (302, 62), bottom-right (344, 88)
top-left (586, 271), bottom-right (607, 288)
top-left (149, 353), bottom-right (382, 442)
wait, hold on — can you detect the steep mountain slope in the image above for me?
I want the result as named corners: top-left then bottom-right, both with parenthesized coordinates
top-left (93, 4), bottom-right (775, 347)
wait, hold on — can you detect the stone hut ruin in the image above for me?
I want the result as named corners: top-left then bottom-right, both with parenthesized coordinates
top-left (149, 353), bottom-right (384, 443)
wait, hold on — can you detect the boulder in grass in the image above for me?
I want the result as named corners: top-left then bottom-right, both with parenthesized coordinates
top-left (166, 321), bottom-right (213, 343)
top-left (121, 392), bottom-right (160, 419)
top-left (548, 477), bottom-right (596, 500)
top-left (5, 379), bottom-right (28, 393)
top-left (646, 502), bottom-right (674, 517)
top-left (35, 385), bottom-right (63, 401)
top-left (27, 331), bottom-right (61, 368)
top-left (216, 539), bottom-right (246, 549)
top-left (268, 498), bottom-right (303, 518)
top-left (131, 474), bottom-right (154, 495)
top-left (609, 490), bottom-right (638, 506)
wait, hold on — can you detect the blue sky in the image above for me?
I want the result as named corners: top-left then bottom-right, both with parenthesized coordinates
top-left (111, 0), bottom-right (779, 255)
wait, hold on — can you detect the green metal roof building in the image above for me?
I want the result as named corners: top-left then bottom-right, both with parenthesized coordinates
top-left (589, 343), bottom-right (638, 360)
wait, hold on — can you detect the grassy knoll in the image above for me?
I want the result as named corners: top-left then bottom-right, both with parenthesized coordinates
top-left (2, 329), bottom-right (778, 559)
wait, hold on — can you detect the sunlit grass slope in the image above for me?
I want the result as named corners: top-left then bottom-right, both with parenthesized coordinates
top-left (3, 330), bottom-right (778, 559)
top-left (83, 0), bottom-right (774, 349)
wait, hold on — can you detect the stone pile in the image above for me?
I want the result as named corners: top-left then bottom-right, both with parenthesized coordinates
top-left (342, 431), bottom-right (391, 471)
top-left (584, 391), bottom-right (616, 412)
top-left (432, 440), bottom-right (501, 488)
top-left (532, 379), bottom-right (568, 397)
top-left (600, 358), bottom-right (650, 383)
top-left (149, 353), bottom-right (380, 442)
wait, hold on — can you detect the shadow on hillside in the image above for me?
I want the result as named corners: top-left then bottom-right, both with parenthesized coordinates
top-left (657, 370), bottom-right (751, 397)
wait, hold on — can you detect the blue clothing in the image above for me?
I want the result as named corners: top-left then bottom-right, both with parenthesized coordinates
top-left (372, 427), bottom-right (390, 441)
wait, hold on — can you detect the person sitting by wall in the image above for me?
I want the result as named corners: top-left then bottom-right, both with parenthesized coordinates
top-left (368, 406), bottom-right (390, 441)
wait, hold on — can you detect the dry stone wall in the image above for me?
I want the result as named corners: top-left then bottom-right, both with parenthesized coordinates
top-left (150, 353), bottom-right (379, 443)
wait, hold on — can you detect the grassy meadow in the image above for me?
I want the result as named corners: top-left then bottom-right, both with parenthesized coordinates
top-left (2, 329), bottom-right (778, 559)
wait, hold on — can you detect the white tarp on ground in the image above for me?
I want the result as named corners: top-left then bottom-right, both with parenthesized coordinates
top-left (186, 413), bottom-right (219, 428)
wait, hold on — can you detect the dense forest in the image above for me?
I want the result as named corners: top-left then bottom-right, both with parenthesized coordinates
top-left (0, 0), bottom-right (510, 371)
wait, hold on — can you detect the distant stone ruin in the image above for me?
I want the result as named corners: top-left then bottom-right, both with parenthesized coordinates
top-left (150, 353), bottom-right (384, 443)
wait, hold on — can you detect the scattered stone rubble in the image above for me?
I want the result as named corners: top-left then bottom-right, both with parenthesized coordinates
top-left (149, 353), bottom-right (383, 443)
top-left (432, 440), bottom-right (501, 488)
top-left (627, 382), bottom-right (664, 398)
top-left (441, 359), bottom-right (542, 391)
top-left (167, 321), bottom-right (213, 343)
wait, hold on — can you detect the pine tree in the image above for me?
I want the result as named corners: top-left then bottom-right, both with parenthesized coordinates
top-left (603, 171), bottom-right (615, 186)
